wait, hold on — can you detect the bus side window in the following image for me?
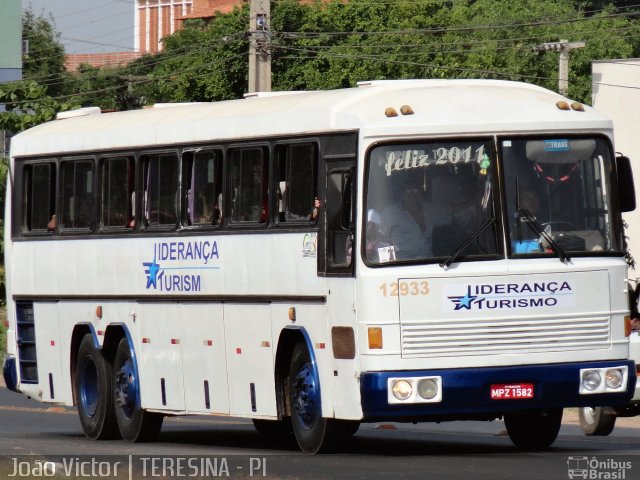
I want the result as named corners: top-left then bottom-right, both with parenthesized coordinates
top-left (275, 143), bottom-right (317, 224)
top-left (99, 156), bottom-right (134, 229)
top-left (185, 150), bottom-right (223, 226)
top-left (229, 147), bottom-right (268, 224)
top-left (22, 162), bottom-right (56, 233)
top-left (327, 168), bottom-right (355, 268)
top-left (60, 159), bottom-right (94, 230)
top-left (142, 152), bottom-right (179, 227)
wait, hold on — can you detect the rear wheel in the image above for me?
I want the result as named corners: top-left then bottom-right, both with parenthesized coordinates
top-left (504, 409), bottom-right (563, 450)
top-left (112, 337), bottom-right (163, 442)
top-left (75, 334), bottom-right (119, 439)
top-left (579, 407), bottom-right (616, 436)
top-left (288, 343), bottom-right (357, 453)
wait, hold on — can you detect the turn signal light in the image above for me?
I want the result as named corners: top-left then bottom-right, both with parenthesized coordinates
top-left (625, 315), bottom-right (632, 337)
top-left (368, 327), bottom-right (383, 349)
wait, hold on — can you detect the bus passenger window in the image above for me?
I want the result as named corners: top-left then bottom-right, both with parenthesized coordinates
top-left (229, 148), bottom-right (268, 224)
top-left (99, 156), bottom-right (134, 229)
top-left (142, 152), bottom-right (179, 227)
top-left (61, 160), bottom-right (94, 230)
top-left (276, 143), bottom-right (317, 223)
top-left (22, 162), bottom-right (56, 232)
top-left (186, 150), bottom-right (223, 226)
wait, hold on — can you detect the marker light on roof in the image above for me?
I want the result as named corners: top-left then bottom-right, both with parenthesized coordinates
top-left (385, 107), bottom-right (398, 117)
top-left (400, 105), bottom-right (414, 115)
top-left (571, 102), bottom-right (585, 112)
top-left (556, 101), bottom-right (570, 111)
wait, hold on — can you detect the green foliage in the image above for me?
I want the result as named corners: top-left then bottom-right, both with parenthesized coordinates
top-left (0, 81), bottom-right (79, 132)
top-left (7, 0), bottom-right (640, 109)
top-left (22, 6), bottom-right (68, 97)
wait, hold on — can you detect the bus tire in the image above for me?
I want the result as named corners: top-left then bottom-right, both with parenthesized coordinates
top-left (112, 337), bottom-right (163, 442)
top-left (579, 407), bottom-right (616, 436)
top-left (504, 408), bottom-right (563, 450)
top-left (75, 334), bottom-right (119, 440)
top-left (288, 343), bottom-right (356, 453)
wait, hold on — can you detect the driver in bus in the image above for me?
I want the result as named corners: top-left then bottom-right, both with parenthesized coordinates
top-left (381, 173), bottom-right (451, 260)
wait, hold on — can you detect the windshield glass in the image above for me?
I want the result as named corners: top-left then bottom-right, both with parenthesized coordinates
top-left (364, 140), bottom-right (498, 265)
top-left (502, 137), bottom-right (620, 256)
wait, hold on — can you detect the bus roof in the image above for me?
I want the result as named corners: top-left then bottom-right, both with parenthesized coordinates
top-left (10, 79), bottom-right (612, 158)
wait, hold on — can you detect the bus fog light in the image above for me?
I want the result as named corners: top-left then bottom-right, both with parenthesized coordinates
top-left (417, 378), bottom-right (438, 400)
top-left (391, 380), bottom-right (413, 401)
top-left (605, 369), bottom-right (623, 389)
top-left (582, 370), bottom-right (602, 391)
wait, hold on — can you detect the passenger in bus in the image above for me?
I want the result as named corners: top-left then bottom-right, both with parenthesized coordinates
top-left (365, 209), bottom-right (395, 262)
top-left (47, 214), bottom-right (57, 231)
top-left (381, 175), bottom-right (451, 260)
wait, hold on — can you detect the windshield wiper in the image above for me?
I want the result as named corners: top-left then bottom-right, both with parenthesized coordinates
top-left (440, 216), bottom-right (496, 269)
top-left (517, 208), bottom-right (571, 263)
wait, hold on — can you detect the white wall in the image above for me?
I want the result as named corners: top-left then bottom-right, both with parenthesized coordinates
top-left (592, 59), bottom-right (640, 267)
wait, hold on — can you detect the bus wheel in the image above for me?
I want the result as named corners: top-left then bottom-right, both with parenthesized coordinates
top-left (504, 409), bottom-right (563, 450)
top-left (75, 334), bottom-right (119, 439)
top-left (288, 343), bottom-right (356, 453)
top-left (112, 337), bottom-right (163, 442)
top-left (579, 407), bottom-right (616, 436)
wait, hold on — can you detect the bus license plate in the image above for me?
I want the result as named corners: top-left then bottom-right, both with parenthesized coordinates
top-left (490, 384), bottom-right (534, 400)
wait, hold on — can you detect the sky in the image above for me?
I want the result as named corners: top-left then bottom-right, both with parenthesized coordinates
top-left (23, 0), bottom-right (135, 54)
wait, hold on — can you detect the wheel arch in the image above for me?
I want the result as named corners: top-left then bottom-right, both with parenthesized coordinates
top-left (70, 323), bottom-right (98, 405)
top-left (274, 326), bottom-right (318, 418)
top-left (104, 323), bottom-right (141, 410)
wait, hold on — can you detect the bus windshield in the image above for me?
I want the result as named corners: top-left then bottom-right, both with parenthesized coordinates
top-left (364, 140), bottom-right (498, 264)
top-left (502, 137), bottom-right (619, 256)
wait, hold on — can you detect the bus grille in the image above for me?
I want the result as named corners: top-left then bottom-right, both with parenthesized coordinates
top-left (400, 316), bottom-right (610, 358)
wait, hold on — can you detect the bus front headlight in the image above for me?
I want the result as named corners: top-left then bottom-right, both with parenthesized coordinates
top-left (417, 378), bottom-right (439, 400)
top-left (605, 369), bottom-right (623, 389)
top-left (581, 370), bottom-right (602, 391)
top-left (391, 380), bottom-right (413, 401)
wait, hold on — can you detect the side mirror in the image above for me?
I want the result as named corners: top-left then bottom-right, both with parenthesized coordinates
top-left (616, 154), bottom-right (636, 212)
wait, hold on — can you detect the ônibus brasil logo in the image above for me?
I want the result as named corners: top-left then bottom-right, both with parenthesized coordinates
top-left (447, 280), bottom-right (574, 311)
top-left (142, 241), bottom-right (220, 292)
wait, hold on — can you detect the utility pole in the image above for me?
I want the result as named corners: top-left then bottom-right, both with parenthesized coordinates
top-left (533, 39), bottom-right (585, 96)
top-left (248, 0), bottom-right (271, 93)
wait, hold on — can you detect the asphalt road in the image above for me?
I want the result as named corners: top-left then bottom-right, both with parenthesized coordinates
top-left (1, 386), bottom-right (639, 480)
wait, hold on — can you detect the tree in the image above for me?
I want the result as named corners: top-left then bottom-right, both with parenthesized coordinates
top-left (21, 6), bottom-right (69, 97)
top-left (0, 81), bottom-right (78, 132)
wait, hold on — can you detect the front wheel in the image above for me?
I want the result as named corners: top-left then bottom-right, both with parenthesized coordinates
top-left (288, 343), bottom-right (357, 453)
top-left (75, 334), bottom-right (119, 439)
top-left (579, 407), bottom-right (616, 436)
top-left (112, 337), bottom-right (163, 442)
top-left (504, 409), bottom-right (563, 450)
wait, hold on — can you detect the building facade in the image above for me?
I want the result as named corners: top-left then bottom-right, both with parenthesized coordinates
top-left (0, 0), bottom-right (22, 83)
top-left (135, 0), bottom-right (240, 53)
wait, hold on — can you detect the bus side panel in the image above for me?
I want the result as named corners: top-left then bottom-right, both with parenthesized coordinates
top-left (224, 304), bottom-right (277, 417)
top-left (137, 303), bottom-right (185, 411)
top-left (33, 302), bottom-right (64, 403)
top-left (326, 278), bottom-right (362, 420)
top-left (180, 303), bottom-right (230, 414)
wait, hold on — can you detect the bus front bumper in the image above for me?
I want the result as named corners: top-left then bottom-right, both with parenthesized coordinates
top-left (2, 355), bottom-right (19, 393)
top-left (360, 360), bottom-right (636, 422)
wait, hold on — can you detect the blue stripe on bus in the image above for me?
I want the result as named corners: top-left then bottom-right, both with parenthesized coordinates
top-left (360, 360), bottom-right (636, 421)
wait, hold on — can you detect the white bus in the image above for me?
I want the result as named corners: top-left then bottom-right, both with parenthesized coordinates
top-left (3, 80), bottom-right (637, 453)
